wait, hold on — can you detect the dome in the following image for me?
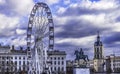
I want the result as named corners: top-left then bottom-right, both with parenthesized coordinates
top-left (94, 41), bottom-right (103, 46)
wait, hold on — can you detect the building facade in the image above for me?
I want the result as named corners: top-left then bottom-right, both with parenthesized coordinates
top-left (0, 45), bottom-right (28, 74)
top-left (105, 55), bottom-right (120, 73)
top-left (93, 32), bottom-right (104, 72)
top-left (66, 60), bottom-right (73, 74)
top-left (0, 45), bottom-right (66, 74)
top-left (48, 50), bottom-right (66, 74)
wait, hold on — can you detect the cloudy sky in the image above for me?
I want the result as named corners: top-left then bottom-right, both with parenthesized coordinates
top-left (0, 0), bottom-right (120, 60)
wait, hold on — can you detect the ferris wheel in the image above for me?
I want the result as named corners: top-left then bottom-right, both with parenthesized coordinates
top-left (27, 2), bottom-right (54, 74)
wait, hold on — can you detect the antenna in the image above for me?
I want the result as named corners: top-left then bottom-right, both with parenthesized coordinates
top-left (97, 31), bottom-right (100, 36)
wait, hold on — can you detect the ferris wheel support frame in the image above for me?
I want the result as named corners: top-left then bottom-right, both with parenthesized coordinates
top-left (27, 2), bottom-right (54, 74)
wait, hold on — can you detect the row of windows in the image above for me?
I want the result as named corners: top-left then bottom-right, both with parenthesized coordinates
top-left (113, 63), bottom-right (120, 66)
top-left (51, 61), bottom-right (64, 65)
top-left (0, 67), bottom-right (27, 71)
top-left (0, 56), bottom-right (26, 60)
top-left (50, 57), bottom-right (64, 60)
top-left (0, 61), bottom-right (28, 65)
top-left (114, 60), bottom-right (120, 62)
top-left (51, 67), bottom-right (64, 71)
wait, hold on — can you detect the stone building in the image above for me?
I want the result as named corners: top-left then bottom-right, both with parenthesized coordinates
top-left (105, 54), bottom-right (120, 73)
top-left (0, 45), bottom-right (28, 74)
top-left (66, 60), bottom-right (73, 74)
top-left (0, 44), bottom-right (67, 74)
top-left (48, 50), bottom-right (66, 74)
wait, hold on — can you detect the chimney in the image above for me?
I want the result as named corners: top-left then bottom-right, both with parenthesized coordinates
top-left (12, 45), bottom-right (14, 50)
top-left (20, 46), bottom-right (23, 51)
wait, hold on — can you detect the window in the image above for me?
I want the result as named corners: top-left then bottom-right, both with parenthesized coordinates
top-left (58, 57), bottom-right (60, 60)
top-left (15, 67), bottom-right (17, 70)
top-left (2, 57), bottom-right (4, 60)
top-left (58, 61), bottom-right (60, 65)
top-left (62, 61), bottom-right (64, 65)
top-left (23, 61), bottom-right (25, 65)
top-left (51, 67), bottom-right (52, 71)
top-left (61, 67), bottom-right (64, 71)
top-left (11, 61), bottom-right (13, 64)
top-left (54, 67), bottom-right (56, 71)
top-left (23, 67), bottom-right (25, 70)
top-left (54, 61), bottom-right (56, 65)
top-left (11, 67), bottom-right (13, 71)
top-left (51, 57), bottom-right (52, 60)
top-left (58, 67), bottom-right (60, 71)
top-left (2, 61), bottom-right (4, 65)
top-left (19, 57), bottom-right (21, 59)
top-left (15, 61), bottom-right (17, 65)
top-left (15, 57), bottom-right (17, 59)
top-left (23, 57), bottom-right (25, 60)
top-left (54, 57), bottom-right (56, 60)
top-left (28, 67), bottom-right (29, 70)
top-left (19, 61), bottom-right (21, 65)
top-left (62, 57), bottom-right (64, 60)
top-left (27, 61), bottom-right (29, 65)
top-left (19, 67), bottom-right (21, 71)
top-left (7, 57), bottom-right (9, 59)
top-left (7, 61), bottom-right (8, 65)
top-left (51, 62), bottom-right (52, 65)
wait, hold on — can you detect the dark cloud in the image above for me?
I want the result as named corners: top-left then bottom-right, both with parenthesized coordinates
top-left (103, 32), bottom-right (120, 49)
top-left (103, 32), bottom-right (120, 44)
top-left (0, 1), bottom-right (17, 16)
top-left (115, 16), bottom-right (120, 22)
top-left (55, 18), bottom-right (109, 38)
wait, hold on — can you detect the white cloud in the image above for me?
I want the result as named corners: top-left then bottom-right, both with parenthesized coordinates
top-left (16, 29), bottom-right (26, 35)
top-left (45, 0), bottom-right (60, 5)
top-left (64, 0), bottom-right (70, 5)
top-left (11, 37), bottom-right (26, 47)
top-left (9, 0), bottom-right (34, 16)
top-left (0, 0), bottom-right (5, 4)
top-left (0, 0), bottom-right (34, 16)
top-left (80, 14), bottom-right (110, 28)
top-left (54, 15), bottom-right (68, 25)
top-left (6, 35), bottom-right (26, 47)
top-left (0, 14), bottom-right (19, 36)
top-left (57, 7), bottom-right (66, 14)
top-left (78, 0), bottom-right (118, 10)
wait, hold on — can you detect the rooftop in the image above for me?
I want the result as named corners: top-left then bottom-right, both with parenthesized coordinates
top-left (47, 50), bottom-right (66, 55)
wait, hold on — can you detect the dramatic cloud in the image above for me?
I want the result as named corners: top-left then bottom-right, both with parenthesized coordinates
top-left (0, 0), bottom-right (34, 16)
top-left (0, 0), bottom-right (120, 60)
top-left (53, 0), bottom-right (120, 59)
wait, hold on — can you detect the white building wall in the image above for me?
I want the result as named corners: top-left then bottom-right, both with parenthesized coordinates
top-left (0, 53), bottom-right (28, 73)
top-left (49, 54), bottom-right (66, 74)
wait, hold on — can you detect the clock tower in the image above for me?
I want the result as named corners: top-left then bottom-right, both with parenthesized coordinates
top-left (93, 32), bottom-right (104, 72)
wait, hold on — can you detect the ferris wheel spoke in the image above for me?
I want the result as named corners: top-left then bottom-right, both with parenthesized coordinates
top-left (41, 40), bottom-right (48, 49)
top-left (39, 15), bottom-right (48, 32)
top-left (39, 7), bottom-right (44, 30)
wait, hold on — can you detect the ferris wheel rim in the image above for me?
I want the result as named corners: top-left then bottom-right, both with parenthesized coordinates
top-left (27, 2), bottom-right (54, 50)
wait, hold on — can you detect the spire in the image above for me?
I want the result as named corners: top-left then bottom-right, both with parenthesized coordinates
top-left (97, 31), bottom-right (100, 41)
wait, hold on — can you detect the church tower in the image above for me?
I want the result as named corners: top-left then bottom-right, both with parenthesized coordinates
top-left (93, 32), bottom-right (104, 72)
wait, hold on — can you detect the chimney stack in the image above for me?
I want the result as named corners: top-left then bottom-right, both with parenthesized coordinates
top-left (12, 45), bottom-right (14, 50)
